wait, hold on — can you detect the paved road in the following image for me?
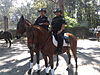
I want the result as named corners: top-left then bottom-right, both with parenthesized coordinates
top-left (0, 39), bottom-right (100, 75)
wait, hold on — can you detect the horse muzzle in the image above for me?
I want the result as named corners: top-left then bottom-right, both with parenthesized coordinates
top-left (28, 44), bottom-right (36, 50)
top-left (16, 34), bottom-right (21, 39)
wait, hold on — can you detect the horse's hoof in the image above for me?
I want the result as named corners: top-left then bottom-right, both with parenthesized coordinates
top-left (66, 67), bottom-right (69, 71)
top-left (28, 69), bottom-right (32, 75)
top-left (66, 66), bottom-right (71, 71)
top-left (46, 73), bottom-right (49, 75)
top-left (75, 71), bottom-right (78, 75)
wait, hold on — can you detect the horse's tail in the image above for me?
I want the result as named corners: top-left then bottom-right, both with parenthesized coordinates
top-left (66, 33), bottom-right (77, 68)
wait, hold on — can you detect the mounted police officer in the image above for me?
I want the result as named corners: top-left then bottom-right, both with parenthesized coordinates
top-left (51, 8), bottom-right (67, 54)
top-left (34, 8), bottom-right (49, 30)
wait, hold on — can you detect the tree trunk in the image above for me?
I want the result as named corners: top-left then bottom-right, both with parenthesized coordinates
top-left (58, 0), bottom-right (64, 16)
top-left (4, 16), bottom-right (8, 31)
top-left (49, 0), bottom-right (64, 15)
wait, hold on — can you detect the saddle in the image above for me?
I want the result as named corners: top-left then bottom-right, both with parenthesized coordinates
top-left (52, 33), bottom-right (69, 47)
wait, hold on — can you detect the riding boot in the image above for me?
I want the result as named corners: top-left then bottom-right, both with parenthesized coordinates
top-left (65, 39), bottom-right (70, 46)
top-left (65, 39), bottom-right (69, 43)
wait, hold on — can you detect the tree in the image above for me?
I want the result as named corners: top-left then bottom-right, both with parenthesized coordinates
top-left (49, 0), bottom-right (65, 15)
top-left (0, 0), bottom-right (13, 30)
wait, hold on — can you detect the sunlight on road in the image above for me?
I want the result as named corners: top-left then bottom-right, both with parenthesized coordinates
top-left (77, 39), bottom-right (100, 75)
top-left (0, 39), bottom-right (100, 75)
top-left (78, 39), bottom-right (100, 49)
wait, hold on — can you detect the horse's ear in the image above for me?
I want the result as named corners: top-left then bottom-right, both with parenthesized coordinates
top-left (21, 15), bottom-right (24, 20)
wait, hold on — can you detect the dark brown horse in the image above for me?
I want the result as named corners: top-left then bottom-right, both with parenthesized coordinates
top-left (16, 15), bottom-right (42, 74)
top-left (96, 31), bottom-right (100, 41)
top-left (16, 15), bottom-right (77, 75)
top-left (0, 31), bottom-right (12, 48)
top-left (41, 33), bottom-right (77, 75)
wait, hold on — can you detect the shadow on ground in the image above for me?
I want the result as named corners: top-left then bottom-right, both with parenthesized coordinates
top-left (77, 46), bottom-right (100, 73)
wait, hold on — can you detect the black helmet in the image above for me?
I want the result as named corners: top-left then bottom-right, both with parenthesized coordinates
top-left (38, 8), bottom-right (46, 13)
top-left (53, 8), bottom-right (62, 13)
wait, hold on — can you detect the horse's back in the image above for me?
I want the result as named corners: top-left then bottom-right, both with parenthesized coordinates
top-left (65, 33), bottom-right (77, 40)
top-left (5, 31), bottom-right (12, 39)
top-left (65, 33), bottom-right (77, 50)
top-left (0, 31), bottom-right (12, 39)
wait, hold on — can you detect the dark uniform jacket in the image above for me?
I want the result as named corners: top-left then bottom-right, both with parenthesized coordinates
top-left (51, 15), bottom-right (66, 33)
top-left (34, 16), bottom-right (49, 30)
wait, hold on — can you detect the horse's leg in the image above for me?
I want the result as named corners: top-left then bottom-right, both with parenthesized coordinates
top-left (54, 54), bottom-right (59, 70)
top-left (69, 37), bottom-right (77, 70)
top-left (5, 39), bottom-right (8, 44)
top-left (49, 56), bottom-right (54, 75)
top-left (56, 54), bottom-right (59, 67)
top-left (66, 50), bottom-right (71, 70)
top-left (42, 54), bottom-right (49, 75)
top-left (28, 50), bottom-right (34, 74)
top-left (36, 51), bottom-right (40, 73)
top-left (98, 34), bottom-right (100, 42)
top-left (66, 50), bottom-right (75, 75)
top-left (97, 34), bottom-right (99, 41)
top-left (71, 46), bottom-right (77, 71)
top-left (8, 39), bottom-right (11, 48)
top-left (4, 39), bottom-right (8, 47)
top-left (96, 33), bottom-right (99, 42)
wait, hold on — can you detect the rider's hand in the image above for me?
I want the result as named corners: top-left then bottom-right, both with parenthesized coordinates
top-left (39, 23), bottom-right (43, 25)
top-left (57, 30), bottom-right (62, 34)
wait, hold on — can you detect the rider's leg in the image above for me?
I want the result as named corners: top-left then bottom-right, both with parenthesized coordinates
top-left (57, 32), bottom-right (64, 54)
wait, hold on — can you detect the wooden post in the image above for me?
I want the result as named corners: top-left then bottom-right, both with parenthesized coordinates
top-left (4, 16), bottom-right (8, 31)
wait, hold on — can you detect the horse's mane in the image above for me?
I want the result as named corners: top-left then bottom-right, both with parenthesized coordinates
top-left (25, 19), bottom-right (49, 34)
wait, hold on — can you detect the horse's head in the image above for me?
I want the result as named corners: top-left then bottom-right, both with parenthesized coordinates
top-left (16, 15), bottom-right (26, 39)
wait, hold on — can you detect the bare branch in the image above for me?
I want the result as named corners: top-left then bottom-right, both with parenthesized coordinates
top-left (49, 0), bottom-right (58, 4)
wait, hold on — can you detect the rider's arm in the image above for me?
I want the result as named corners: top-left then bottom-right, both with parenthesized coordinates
top-left (42, 17), bottom-right (49, 26)
top-left (57, 17), bottom-right (67, 34)
top-left (57, 24), bottom-right (65, 34)
top-left (60, 24), bottom-right (65, 32)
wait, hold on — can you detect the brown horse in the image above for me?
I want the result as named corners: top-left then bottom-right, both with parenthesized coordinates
top-left (96, 31), bottom-right (100, 41)
top-left (16, 15), bottom-right (77, 75)
top-left (41, 33), bottom-right (77, 75)
top-left (16, 15), bottom-right (42, 74)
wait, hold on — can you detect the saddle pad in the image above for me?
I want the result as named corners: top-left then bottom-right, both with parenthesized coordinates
top-left (52, 35), bottom-right (68, 47)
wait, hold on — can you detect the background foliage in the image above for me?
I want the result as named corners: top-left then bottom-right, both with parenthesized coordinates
top-left (0, 0), bottom-right (100, 30)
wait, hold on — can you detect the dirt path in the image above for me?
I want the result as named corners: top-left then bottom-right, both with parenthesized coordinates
top-left (0, 39), bottom-right (100, 75)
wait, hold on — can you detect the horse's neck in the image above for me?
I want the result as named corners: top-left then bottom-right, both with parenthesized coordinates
top-left (25, 22), bottom-right (50, 44)
top-left (35, 27), bottom-right (50, 43)
top-left (25, 20), bottom-right (33, 32)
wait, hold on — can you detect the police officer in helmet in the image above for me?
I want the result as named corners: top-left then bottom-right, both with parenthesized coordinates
top-left (51, 8), bottom-right (67, 54)
top-left (34, 8), bottom-right (49, 30)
